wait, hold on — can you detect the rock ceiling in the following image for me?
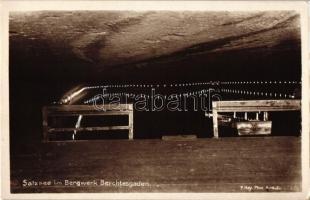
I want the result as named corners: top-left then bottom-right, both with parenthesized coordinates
top-left (9, 11), bottom-right (301, 81)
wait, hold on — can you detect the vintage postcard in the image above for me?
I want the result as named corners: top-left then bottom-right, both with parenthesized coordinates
top-left (0, 1), bottom-right (309, 200)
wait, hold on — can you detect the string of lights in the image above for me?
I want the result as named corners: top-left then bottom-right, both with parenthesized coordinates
top-left (83, 89), bottom-right (211, 104)
top-left (220, 81), bottom-right (300, 85)
top-left (85, 80), bottom-right (300, 89)
top-left (85, 82), bottom-right (215, 89)
top-left (220, 88), bottom-right (296, 99)
top-left (60, 80), bottom-right (300, 104)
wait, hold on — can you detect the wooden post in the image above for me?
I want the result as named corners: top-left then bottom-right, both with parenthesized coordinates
top-left (73, 115), bottom-right (83, 140)
top-left (212, 102), bottom-right (219, 138)
top-left (42, 107), bottom-right (49, 142)
top-left (256, 113), bottom-right (259, 120)
top-left (263, 112), bottom-right (266, 121)
top-left (263, 112), bottom-right (269, 121)
top-left (128, 110), bottom-right (134, 140)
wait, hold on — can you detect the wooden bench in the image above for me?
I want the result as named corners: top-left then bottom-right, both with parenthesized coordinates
top-left (212, 100), bottom-right (301, 138)
top-left (42, 104), bottom-right (134, 142)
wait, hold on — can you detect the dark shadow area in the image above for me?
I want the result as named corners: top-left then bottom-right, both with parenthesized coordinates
top-left (9, 40), bottom-right (301, 143)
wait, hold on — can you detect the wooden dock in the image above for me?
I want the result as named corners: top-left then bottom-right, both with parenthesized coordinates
top-left (42, 104), bottom-right (134, 141)
top-left (212, 100), bottom-right (301, 138)
top-left (10, 136), bottom-right (301, 193)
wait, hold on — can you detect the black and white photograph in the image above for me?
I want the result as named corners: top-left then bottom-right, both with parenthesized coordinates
top-left (1, 1), bottom-right (309, 199)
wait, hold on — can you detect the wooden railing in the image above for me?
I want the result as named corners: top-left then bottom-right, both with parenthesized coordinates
top-left (42, 104), bottom-right (133, 142)
top-left (212, 100), bottom-right (301, 138)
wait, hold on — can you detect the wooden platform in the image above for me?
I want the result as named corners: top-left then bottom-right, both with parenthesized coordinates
top-left (162, 135), bottom-right (197, 141)
top-left (10, 137), bottom-right (301, 193)
top-left (42, 104), bottom-right (134, 141)
top-left (212, 100), bottom-right (301, 138)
